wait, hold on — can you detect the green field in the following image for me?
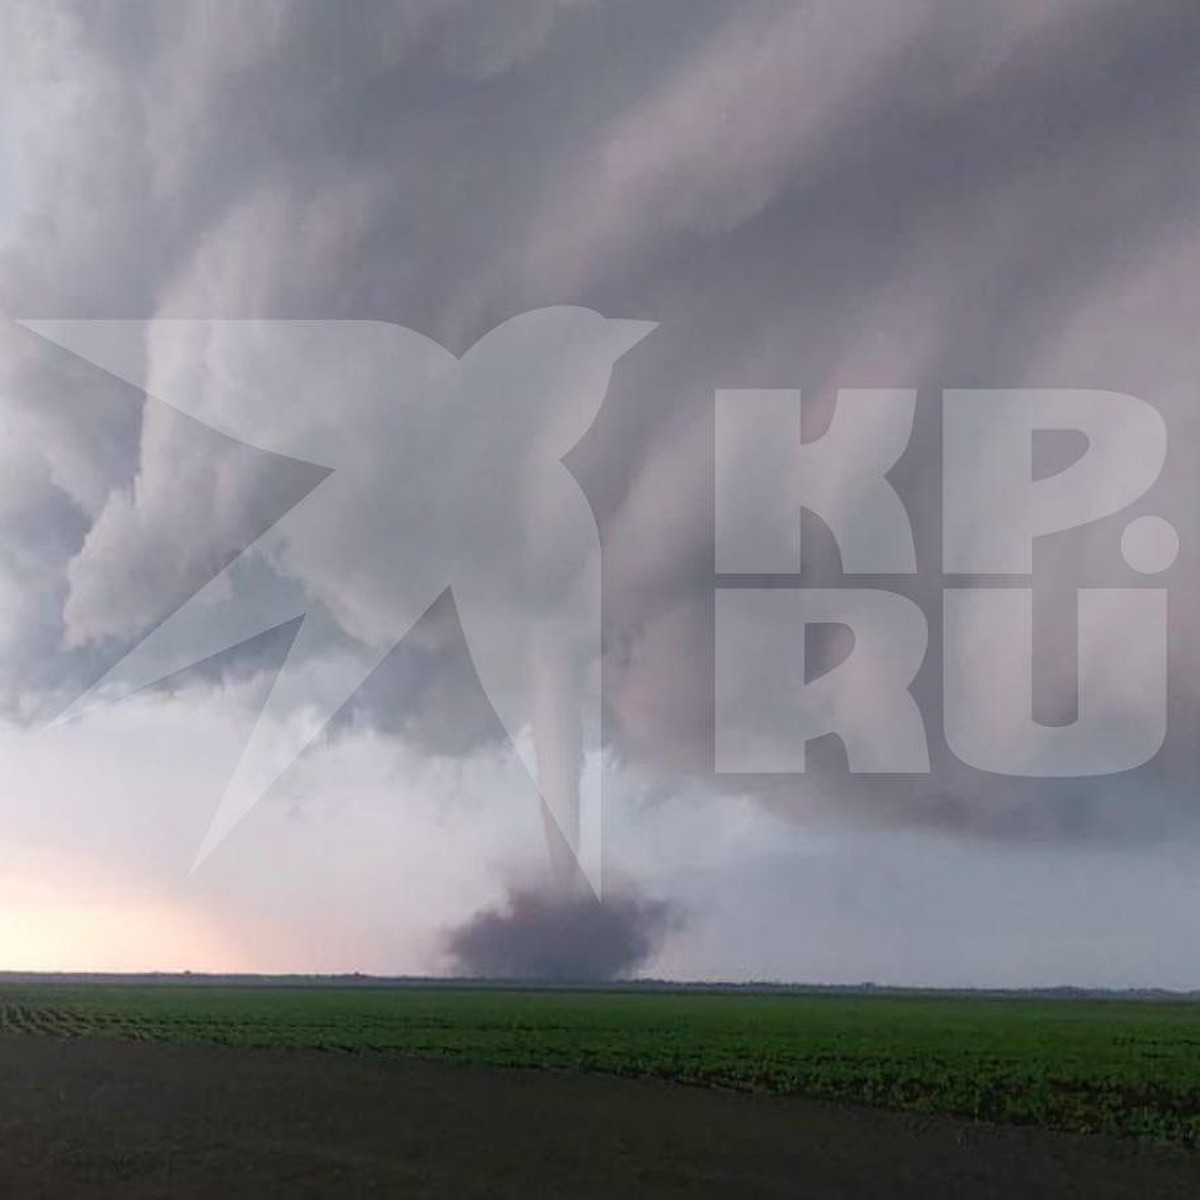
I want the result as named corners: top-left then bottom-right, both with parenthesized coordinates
top-left (3, 984), bottom-right (1199, 1146)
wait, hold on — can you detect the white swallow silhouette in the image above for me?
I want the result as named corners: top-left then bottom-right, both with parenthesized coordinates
top-left (25, 310), bottom-right (655, 892)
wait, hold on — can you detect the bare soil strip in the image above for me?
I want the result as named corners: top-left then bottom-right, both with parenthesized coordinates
top-left (0, 1034), bottom-right (1197, 1198)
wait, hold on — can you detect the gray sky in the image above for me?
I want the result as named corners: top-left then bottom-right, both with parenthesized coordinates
top-left (1, 0), bottom-right (1199, 984)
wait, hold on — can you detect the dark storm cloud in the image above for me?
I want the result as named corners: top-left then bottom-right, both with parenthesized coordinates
top-left (1, 0), bottom-right (1199, 858)
top-left (446, 884), bottom-right (674, 981)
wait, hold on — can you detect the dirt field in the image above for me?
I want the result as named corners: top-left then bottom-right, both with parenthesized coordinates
top-left (0, 1034), bottom-right (1197, 1198)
